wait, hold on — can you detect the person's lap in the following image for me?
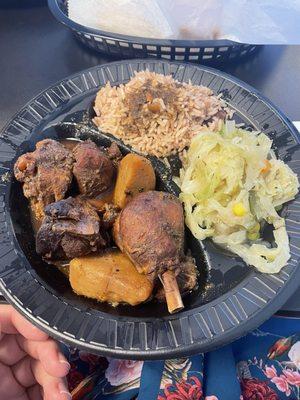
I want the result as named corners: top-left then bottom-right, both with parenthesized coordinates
top-left (64, 315), bottom-right (300, 399)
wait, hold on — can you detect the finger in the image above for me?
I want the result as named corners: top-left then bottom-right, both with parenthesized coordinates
top-left (12, 356), bottom-right (36, 388)
top-left (11, 394), bottom-right (29, 400)
top-left (0, 305), bottom-right (18, 334)
top-left (0, 305), bottom-right (48, 341)
top-left (11, 309), bottom-right (48, 341)
top-left (38, 341), bottom-right (70, 378)
top-left (0, 333), bottom-right (26, 365)
top-left (0, 361), bottom-right (25, 400)
top-left (45, 379), bottom-right (71, 400)
top-left (27, 384), bottom-right (43, 400)
top-left (18, 336), bottom-right (70, 378)
top-left (31, 360), bottom-right (71, 400)
top-left (44, 379), bottom-right (71, 400)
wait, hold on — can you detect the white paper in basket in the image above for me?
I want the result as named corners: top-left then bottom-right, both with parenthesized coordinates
top-left (68, 0), bottom-right (300, 44)
top-left (67, 0), bottom-right (176, 39)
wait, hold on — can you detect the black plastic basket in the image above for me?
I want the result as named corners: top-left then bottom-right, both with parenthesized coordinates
top-left (48, 0), bottom-right (260, 65)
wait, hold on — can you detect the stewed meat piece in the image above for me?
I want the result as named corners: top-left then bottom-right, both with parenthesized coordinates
top-left (14, 139), bottom-right (74, 218)
top-left (73, 140), bottom-right (116, 197)
top-left (113, 191), bottom-right (197, 313)
top-left (101, 203), bottom-right (120, 229)
top-left (114, 191), bottom-right (185, 280)
top-left (106, 142), bottom-right (122, 161)
top-left (36, 197), bottom-right (108, 260)
top-left (155, 256), bottom-right (198, 301)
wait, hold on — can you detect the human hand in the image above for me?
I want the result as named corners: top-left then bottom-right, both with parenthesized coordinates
top-left (0, 305), bottom-right (71, 400)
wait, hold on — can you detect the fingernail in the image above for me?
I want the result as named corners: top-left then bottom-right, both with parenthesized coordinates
top-left (59, 358), bottom-right (71, 371)
top-left (58, 381), bottom-right (72, 399)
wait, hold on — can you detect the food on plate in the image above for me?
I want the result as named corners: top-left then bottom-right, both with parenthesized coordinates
top-left (113, 153), bottom-right (156, 208)
top-left (14, 138), bottom-right (197, 312)
top-left (114, 190), bottom-right (197, 313)
top-left (106, 141), bottom-right (123, 161)
top-left (11, 62), bottom-right (300, 318)
top-left (179, 121), bottom-right (299, 273)
top-left (93, 71), bottom-right (230, 157)
top-left (36, 197), bottom-right (108, 260)
top-left (86, 189), bottom-right (114, 210)
top-left (70, 250), bottom-right (153, 306)
top-left (114, 191), bottom-right (184, 279)
top-left (154, 255), bottom-right (198, 301)
top-left (14, 139), bottom-right (74, 219)
top-left (73, 140), bottom-right (116, 197)
top-left (101, 203), bottom-right (120, 229)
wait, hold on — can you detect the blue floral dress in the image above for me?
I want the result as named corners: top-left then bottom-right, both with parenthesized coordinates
top-left (64, 315), bottom-right (300, 399)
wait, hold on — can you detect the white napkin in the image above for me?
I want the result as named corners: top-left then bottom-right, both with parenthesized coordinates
top-left (68, 0), bottom-right (175, 39)
top-left (293, 121), bottom-right (300, 132)
top-left (67, 0), bottom-right (300, 43)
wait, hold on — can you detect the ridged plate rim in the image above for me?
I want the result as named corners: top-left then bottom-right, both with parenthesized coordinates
top-left (0, 59), bottom-right (299, 359)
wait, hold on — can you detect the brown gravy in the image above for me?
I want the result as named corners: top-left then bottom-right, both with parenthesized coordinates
top-left (87, 190), bottom-right (114, 210)
top-left (30, 205), bottom-right (42, 234)
top-left (51, 261), bottom-right (70, 277)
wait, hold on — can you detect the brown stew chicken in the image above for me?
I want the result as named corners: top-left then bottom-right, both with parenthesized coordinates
top-left (14, 138), bottom-right (197, 313)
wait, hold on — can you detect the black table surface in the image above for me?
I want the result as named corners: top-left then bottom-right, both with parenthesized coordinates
top-left (0, 2), bottom-right (299, 314)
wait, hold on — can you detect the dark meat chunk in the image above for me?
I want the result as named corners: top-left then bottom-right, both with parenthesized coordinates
top-left (102, 203), bottom-right (120, 229)
top-left (113, 191), bottom-right (197, 312)
top-left (73, 140), bottom-right (115, 197)
top-left (14, 139), bottom-right (73, 218)
top-left (36, 197), bottom-right (107, 260)
top-left (114, 191), bottom-right (186, 281)
top-left (107, 142), bottom-right (122, 162)
top-left (155, 256), bottom-right (198, 301)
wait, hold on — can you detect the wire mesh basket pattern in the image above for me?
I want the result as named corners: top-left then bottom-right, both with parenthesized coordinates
top-left (48, 0), bottom-right (259, 64)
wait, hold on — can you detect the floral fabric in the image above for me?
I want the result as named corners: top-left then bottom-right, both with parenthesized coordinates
top-left (64, 316), bottom-right (300, 399)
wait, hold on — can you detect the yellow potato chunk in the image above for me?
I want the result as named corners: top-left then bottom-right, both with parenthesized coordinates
top-left (69, 250), bottom-right (153, 306)
top-left (113, 153), bottom-right (156, 208)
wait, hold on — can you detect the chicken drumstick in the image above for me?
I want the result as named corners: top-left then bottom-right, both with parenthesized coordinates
top-left (113, 190), bottom-right (186, 313)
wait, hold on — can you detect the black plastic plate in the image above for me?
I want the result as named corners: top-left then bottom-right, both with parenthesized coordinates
top-left (0, 60), bottom-right (299, 360)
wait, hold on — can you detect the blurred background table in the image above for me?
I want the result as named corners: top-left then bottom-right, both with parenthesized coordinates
top-left (0, 0), bottom-right (299, 315)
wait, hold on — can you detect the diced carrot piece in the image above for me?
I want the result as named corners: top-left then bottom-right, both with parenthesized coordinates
top-left (261, 159), bottom-right (271, 174)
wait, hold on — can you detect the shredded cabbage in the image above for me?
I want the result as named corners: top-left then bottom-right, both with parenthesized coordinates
top-left (179, 121), bottom-right (299, 273)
